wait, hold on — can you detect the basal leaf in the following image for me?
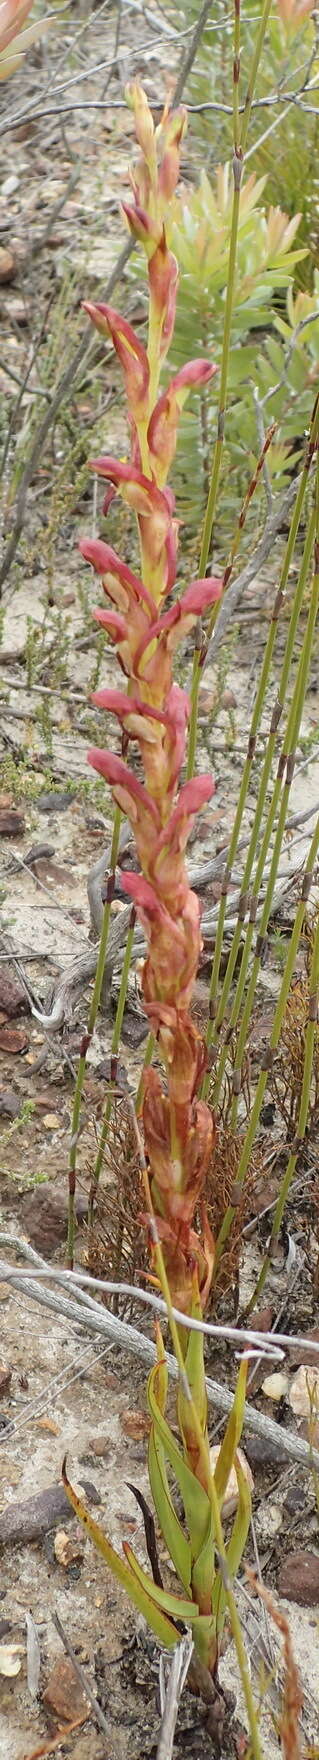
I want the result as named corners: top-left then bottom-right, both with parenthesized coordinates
top-left (148, 1426), bottom-right (192, 1593)
top-left (147, 1363), bottom-right (210, 1553)
top-left (123, 1542), bottom-right (199, 1622)
top-left (213, 1361), bottom-right (247, 1510)
top-left (212, 1452), bottom-right (252, 1633)
top-left (62, 1459), bottom-right (178, 1649)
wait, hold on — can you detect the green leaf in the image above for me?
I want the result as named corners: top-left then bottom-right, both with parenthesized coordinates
top-left (191, 1504), bottom-right (215, 1608)
top-left (213, 1361), bottom-right (247, 1511)
top-left (148, 1426), bottom-right (192, 1594)
top-left (62, 1459), bottom-right (178, 1650)
top-left (212, 1453), bottom-right (252, 1634)
top-left (177, 1313), bottom-right (207, 1442)
top-left (147, 1363), bottom-right (210, 1555)
top-left (123, 1542), bottom-right (199, 1622)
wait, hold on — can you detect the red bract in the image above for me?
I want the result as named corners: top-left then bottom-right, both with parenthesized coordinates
top-left (83, 304), bottom-right (150, 428)
top-left (81, 85), bottom-right (220, 1316)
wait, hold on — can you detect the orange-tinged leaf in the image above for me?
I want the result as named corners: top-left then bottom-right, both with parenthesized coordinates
top-left (62, 1458), bottom-right (179, 1650)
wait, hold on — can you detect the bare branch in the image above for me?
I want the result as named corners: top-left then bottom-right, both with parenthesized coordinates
top-left (1, 1235), bottom-right (318, 1474)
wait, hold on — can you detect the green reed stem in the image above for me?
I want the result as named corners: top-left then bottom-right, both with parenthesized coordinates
top-left (228, 502), bottom-right (316, 1125)
top-left (187, 0), bottom-right (273, 782)
top-left (136, 1028), bottom-right (156, 1113)
top-left (206, 401), bottom-right (319, 1106)
top-left (88, 906), bottom-right (137, 1221)
top-left (214, 502), bottom-right (319, 1269)
top-left (67, 805), bottom-right (122, 1264)
top-left (246, 850), bottom-right (319, 1315)
top-left (246, 458), bottom-right (319, 1310)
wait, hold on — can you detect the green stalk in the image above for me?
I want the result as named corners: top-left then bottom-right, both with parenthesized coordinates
top-left (214, 503), bottom-right (319, 1269)
top-left (246, 849), bottom-right (319, 1315)
top-left (246, 457), bottom-right (319, 1309)
top-left (88, 906), bottom-right (137, 1221)
top-left (187, 0), bottom-right (273, 782)
top-left (67, 805), bottom-right (122, 1264)
top-left (207, 403), bottom-right (319, 1107)
top-left (218, 1567), bottom-right (265, 1760)
top-left (136, 1029), bottom-right (156, 1113)
top-left (228, 502), bottom-right (316, 1127)
top-left (203, 589), bottom-right (281, 1077)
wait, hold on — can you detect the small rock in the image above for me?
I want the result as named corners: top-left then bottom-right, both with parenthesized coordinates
top-left (289, 1365), bottom-right (319, 1420)
top-left (262, 1372), bottom-right (289, 1401)
top-left (19, 1183), bottom-right (88, 1257)
top-left (89, 1436), bottom-right (111, 1458)
top-left (278, 1550), bottom-right (319, 1606)
top-left (284, 1485), bottom-right (306, 1516)
top-left (209, 1445), bottom-right (253, 1515)
top-left (289, 1330), bottom-right (319, 1369)
top-left (0, 1477), bottom-right (100, 1550)
top-left (37, 791), bottom-right (76, 813)
top-left (0, 806), bottom-right (25, 836)
top-left (42, 1656), bottom-right (89, 1725)
top-left (244, 1432), bottom-right (289, 1467)
top-left (0, 1090), bottom-right (20, 1119)
top-left (121, 1410), bottom-right (151, 1441)
top-left (0, 1642), bottom-right (22, 1678)
top-left (0, 1367), bottom-right (12, 1398)
top-left (54, 1528), bottom-right (84, 1569)
top-left (254, 1502), bottom-right (282, 1546)
top-left (0, 1025), bottom-right (29, 1053)
top-left (1, 174), bottom-right (19, 197)
top-left (0, 247), bottom-right (16, 283)
top-left (4, 295), bottom-right (28, 325)
top-left (0, 972), bottom-right (29, 1019)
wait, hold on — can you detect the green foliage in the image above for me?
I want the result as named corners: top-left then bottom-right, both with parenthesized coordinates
top-left (169, 168), bottom-right (315, 536)
top-left (128, 158), bottom-right (318, 544)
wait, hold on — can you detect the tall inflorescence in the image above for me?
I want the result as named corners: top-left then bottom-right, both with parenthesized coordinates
top-left (81, 84), bottom-right (221, 1328)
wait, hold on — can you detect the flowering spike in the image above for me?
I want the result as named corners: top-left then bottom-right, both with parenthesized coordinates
top-left (75, 82), bottom-right (252, 1682)
top-left (157, 105), bottom-right (188, 203)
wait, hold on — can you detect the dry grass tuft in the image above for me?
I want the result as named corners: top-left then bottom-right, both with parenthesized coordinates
top-left (246, 1569), bottom-right (303, 1760)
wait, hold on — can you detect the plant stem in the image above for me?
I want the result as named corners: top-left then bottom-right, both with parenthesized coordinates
top-left (67, 805), bottom-right (122, 1264)
top-left (130, 1091), bottom-right (264, 1742)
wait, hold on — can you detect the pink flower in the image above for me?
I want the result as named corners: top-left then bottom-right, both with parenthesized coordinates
top-left (88, 457), bottom-right (178, 605)
top-left (0, 0), bottom-right (33, 51)
top-left (148, 360), bottom-right (217, 484)
top-left (83, 305), bottom-right (150, 426)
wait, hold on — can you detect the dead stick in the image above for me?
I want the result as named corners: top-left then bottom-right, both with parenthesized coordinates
top-left (53, 1612), bottom-right (109, 1742)
top-left (1, 1253), bottom-right (318, 1474)
top-left (157, 1636), bottom-right (194, 1760)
